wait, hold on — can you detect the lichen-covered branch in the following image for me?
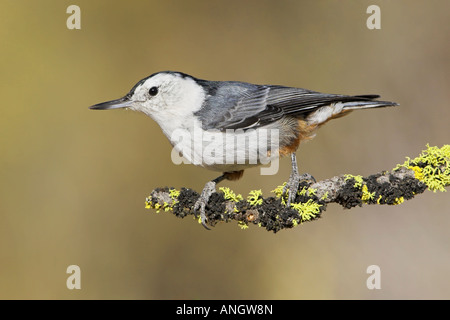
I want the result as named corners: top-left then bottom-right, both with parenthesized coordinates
top-left (145, 144), bottom-right (450, 232)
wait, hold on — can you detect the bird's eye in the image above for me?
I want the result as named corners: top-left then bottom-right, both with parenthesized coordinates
top-left (149, 86), bottom-right (158, 96)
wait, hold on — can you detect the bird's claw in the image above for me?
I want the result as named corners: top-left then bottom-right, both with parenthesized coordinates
top-left (193, 199), bottom-right (210, 230)
top-left (283, 173), bottom-right (316, 206)
top-left (193, 181), bottom-right (216, 230)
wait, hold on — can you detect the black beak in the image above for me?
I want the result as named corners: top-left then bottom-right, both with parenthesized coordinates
top-left (89, 96), bottom-right (133, 110)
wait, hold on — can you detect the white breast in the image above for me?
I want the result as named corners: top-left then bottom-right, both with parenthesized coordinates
top-left (169, 119), bottom-right (281, 172)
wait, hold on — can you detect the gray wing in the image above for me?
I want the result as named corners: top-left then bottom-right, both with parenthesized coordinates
top-left (196, 82), bottom-right (380, 131)
top-left (209, 85), bottom-right (271, 130)
top-left (194, 82), bottom-right (271, 130)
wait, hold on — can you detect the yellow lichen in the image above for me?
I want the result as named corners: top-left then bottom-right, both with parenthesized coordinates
top-left (409, 165), bottom-right (424, 181)
top-left (377, 195), bottom-right (383, 204)
top-left (145, 188), bottom-right (180, 213)
top-left (361, 184), bottom-right (375, 203)
top-left (271, 183), bottom-right (287, 205)
top-left (247, 189), bottom-right (263, 206)
top-left (271, 182), bottom-right (287, 205)
top-left (145, 198), bottom-right (152, 209)
top-left (271, 183), bottom-right (285, 197)
top-left (219, 187), bottom-right (243, 202)
top-left (397, 144), bottom-right (450, 192)
top-left (163, 202), bottom-right (171, 211)
top-left (290, 199), bottom-right (322, 223)
top-left (344, 174), bottom-right (364, 188)
top-left (169, 188), bottom-right (180, 200)
top-left (307, 187), bottom-right (317, 196)
top-left (238, 221), bottom-right (249, 230)
top-left (298, 187), bottom-right (307, 196)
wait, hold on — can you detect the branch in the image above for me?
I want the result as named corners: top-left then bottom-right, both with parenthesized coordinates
top-left (145, 144), bottom-right (450, 232)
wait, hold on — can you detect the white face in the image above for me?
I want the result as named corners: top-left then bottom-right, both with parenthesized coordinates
top-left (90, 71), bottom-right (207, 148)
top-left (127, 72), bottom-right (205, 123)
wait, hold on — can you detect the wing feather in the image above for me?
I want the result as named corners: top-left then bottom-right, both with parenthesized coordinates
top-left (196, 82), bottom-right (391, 131)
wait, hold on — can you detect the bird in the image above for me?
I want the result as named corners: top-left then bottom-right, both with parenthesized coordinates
top-left (90, 71), bottom-right (398, 229)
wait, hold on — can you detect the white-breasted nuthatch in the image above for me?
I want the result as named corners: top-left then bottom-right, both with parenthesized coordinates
top-left (90, 71), bottom-right (398, 229)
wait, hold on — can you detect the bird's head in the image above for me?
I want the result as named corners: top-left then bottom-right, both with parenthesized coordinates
top-left (89, 71), bottom-right (205, 122)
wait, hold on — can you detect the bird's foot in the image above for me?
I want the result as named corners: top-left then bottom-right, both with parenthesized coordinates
top-left (282, 172), bottom-right (316, 206)
top-left (193, 181), bottom-right (217, 230)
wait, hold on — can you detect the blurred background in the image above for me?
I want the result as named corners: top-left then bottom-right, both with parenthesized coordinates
top-left (0, 0), bottom-right (449, 299)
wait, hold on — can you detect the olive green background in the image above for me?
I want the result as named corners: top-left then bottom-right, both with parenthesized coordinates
top-left (0, 0), bottom-right (449, 299)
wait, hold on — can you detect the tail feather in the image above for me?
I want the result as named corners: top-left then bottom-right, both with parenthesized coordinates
top-left (352, 94), bottom-right (380, 100)
top-left (306, 96), bottom-right (398, 125)
top-left (342, 99), bottom-right (399, 110)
